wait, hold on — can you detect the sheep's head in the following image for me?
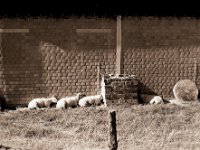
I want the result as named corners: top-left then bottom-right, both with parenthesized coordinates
top-left (96, 95), bottom-right (104, 106)
top-left (50, 95), bottom-right (58, 103)
top-left (100, 95), bottom-right (104, 104)
top-left (44, 96), bottom-right (58, 107)
top-left (76, 93), bottom-right (86, 100)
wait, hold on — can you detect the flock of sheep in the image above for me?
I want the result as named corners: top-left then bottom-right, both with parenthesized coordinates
top-left (28, 93), bottom-right (105, 110)
top-left (25, 79), bottom-right (200, 110)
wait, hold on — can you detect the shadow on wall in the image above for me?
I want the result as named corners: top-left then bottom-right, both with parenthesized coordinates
top-left (36, 18), bottom-right (116, 98)
top-left (1, 18), bottom-right (116, 105)
top-left (2, 32), bottom-right (45, 105)
top-left (138, 81), bottom-right (176, 104)
top-left (137, 81), bottom-right (157, 103)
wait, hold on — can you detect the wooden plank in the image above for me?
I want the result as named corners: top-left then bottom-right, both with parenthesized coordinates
top-left (0, 29), bottom-right (29, 33)
top-left (76, 29), bottom-right (112, 33)
top-left (116, 16), bottom-right (122, 74)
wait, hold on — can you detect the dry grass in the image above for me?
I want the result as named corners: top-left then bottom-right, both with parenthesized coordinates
top-left (1, 103), bottom-right (200, 150)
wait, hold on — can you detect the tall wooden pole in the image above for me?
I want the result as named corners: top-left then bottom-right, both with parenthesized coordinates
top-left (116, 16), bottom-right (122, 74)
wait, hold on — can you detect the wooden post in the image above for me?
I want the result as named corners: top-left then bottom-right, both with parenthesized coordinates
top-left (108, 110), bottom-right (118, 150)
top-left (97, 63), bottom-right (101, 95)
top-left (194, 58), bottom-right (197, 84)
top-left (116, 16), bottom-right (122, 74)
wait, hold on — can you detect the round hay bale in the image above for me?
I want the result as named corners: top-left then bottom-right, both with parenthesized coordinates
top-left (173, 79), bottom-right (198, 102)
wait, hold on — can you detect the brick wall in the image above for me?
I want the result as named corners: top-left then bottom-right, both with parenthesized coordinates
top-left (1, 17), bottom-right (200, 105)
top-left (1, 18), bottom-right (116, 104)
top-left (123, 17), bottom-right (200, 97)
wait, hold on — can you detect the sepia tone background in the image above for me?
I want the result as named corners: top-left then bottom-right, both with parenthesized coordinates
top-left (0, 17), bottom-right (199, 105)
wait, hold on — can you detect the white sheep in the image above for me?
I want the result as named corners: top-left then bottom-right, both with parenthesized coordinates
top-left (150, 96), bottom-right (163, 105)
top-left (56, 93), bottom-right (85, 109)
top-left (78, 95), bottom-right (104, 107)
top-left (28, 96), bottom-right (58, 110)
top-left (56, 99), bottom-right (67, 109)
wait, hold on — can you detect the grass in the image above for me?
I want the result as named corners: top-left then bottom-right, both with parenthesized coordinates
top-left (1, 103), bottom-right (200, 150)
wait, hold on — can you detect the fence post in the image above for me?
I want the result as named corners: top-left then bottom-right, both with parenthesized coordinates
top-left (108, 110), bottom-right (118, 150)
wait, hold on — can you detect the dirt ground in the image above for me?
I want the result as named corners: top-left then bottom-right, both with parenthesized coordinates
top-left (1, 103), bottom-right (200, 150)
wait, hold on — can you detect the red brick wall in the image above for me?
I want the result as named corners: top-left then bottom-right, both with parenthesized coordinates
top-left (1, 18), bottom-right (116, 104)
top-left (123, 17), bottom-right (200, 97)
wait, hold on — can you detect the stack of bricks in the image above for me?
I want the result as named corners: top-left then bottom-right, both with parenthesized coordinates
top-left (104, 74), bottom-right (139, 105)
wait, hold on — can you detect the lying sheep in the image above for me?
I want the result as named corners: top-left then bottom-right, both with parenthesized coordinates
top-left (28, 96), bottom-right (58, 110)
top-left (56, 93), bottom-right (85, 109)
top-left (150, 96), bottom-right (163, 105)
top-left (78, 95), bottom-right (104, 107)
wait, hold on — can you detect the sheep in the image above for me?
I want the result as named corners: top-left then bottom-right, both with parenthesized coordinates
top-left (150, 96), bottom-right (163, 105)
top-left (56, 93), bottom-right (85, 109)
top-left (28, 96), bottom-right (58, 110)
top-left (56, 98), bottom-right (67, 109)
top-left (78, 95), bottom-right (104, 107)
top-left (168, 98), bottom-right (184, 105)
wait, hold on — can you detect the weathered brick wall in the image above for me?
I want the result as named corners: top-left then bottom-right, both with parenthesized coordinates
top-left (1, 18), bottom-right (116, 105)
top-left (1, 17), bottom-right (200, 105)
top-left (123, 17), bottom-right (200, 97)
